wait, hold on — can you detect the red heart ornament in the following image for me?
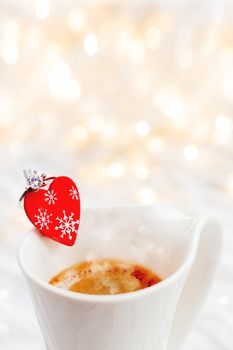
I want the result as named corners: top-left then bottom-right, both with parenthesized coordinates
top-left (24, 176), bottom-right (80, 246)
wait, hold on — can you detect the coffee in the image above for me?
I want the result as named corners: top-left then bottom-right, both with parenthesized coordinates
top-left (49, 259), bottom-right (161, 295)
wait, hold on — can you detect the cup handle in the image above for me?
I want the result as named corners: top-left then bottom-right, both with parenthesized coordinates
top-left (167, 217), bottom-right (222, 350)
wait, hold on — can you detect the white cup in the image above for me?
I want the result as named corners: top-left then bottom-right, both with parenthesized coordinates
top-left (18, 205), bottom-right (222, 350)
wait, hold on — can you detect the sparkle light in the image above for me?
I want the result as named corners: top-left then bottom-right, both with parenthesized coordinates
top-left (84, 33), bottom-right (98, 56)
top-left (1, 39), bottom-right (18, 64)
top-left (130, 39), bottom-right (145, 64)
top-left (48, 61), bottom-right (81, 101)
top-left (107, 162), bottom-right (125, 178)
top-left (135, 121), bottom-right (150, 136)
top-left (49, 61), bottom-right (70, 95)
top-left (1, 20), bottom-right (20, 65)
top-left (0, 3), bottom-right (232, 215)
top-left (67, 9), bottom-right (86, 31)
top-left (153, 89), bottom-right (185, 120)
top-left (184, 145), bottom-right (199, 161)
top-left (35, 0), bottom-right (50, 20)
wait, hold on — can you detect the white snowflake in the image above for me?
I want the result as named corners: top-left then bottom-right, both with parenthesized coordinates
top-left (55, 210), bottom-right (79, 240)
top-left (44, 190), bottom-right (57, 205)
top-left (69, 186), bottom-right (79, 200)
top-left (34, 208), bottom-right (52, 230)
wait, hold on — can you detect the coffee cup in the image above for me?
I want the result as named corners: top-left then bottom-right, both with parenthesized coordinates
top-left (18, 205), bottom-right (222, 350)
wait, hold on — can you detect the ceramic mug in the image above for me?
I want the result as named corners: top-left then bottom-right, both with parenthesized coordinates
top-left (18, 205), bottom-right (222, 350)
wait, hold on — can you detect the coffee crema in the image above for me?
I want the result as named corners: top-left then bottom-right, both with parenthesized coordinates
top-left (49, 258), bottom-right (161, 295)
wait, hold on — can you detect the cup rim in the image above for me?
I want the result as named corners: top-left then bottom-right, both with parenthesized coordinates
top-left (18, 205), bottom-right (199, 304)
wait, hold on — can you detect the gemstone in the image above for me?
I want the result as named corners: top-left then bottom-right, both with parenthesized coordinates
top-left (29, 176), bottom-right (43, 190)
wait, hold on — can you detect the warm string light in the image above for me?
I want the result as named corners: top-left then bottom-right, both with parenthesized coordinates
top-left (138, 187), bottom-right (155, 204)
top-left (153, 89), bottom-right (185, 121)
top-left (107, 162), bottom-right (125, 178)
top-left (129, 39), bottom-right (146, 64)
top-left (0, 3), bottom-right (232, 194)
top-left (135, 121), bottom-right (150, 136)
top-left (67, 9), bottom-right (86, 32)
top-left (0, 21), bottom-right (19, 64)
top-left (35, 0), bottom-right (50, 20)
top-left (183, 145), bottom-right (199, 161)
top-left (84, 33), bottom-right (98, 56)
top-left (48, 61), bottom-right (81, 101)
top-left (1, 40), bottom-right (18, 64)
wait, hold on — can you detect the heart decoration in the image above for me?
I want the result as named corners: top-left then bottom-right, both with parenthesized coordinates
top-left (23, 175), bottom-right (80, 246)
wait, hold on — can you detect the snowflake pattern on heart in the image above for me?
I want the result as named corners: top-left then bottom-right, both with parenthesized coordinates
top-left (55, 211), bottom-right (79, 239)
top-left (24, 176), bottom-right (81, 246)
top-left (44, 190), bottom-right (57, 205)
top-left (34, 208), bottom-right (53, 230)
